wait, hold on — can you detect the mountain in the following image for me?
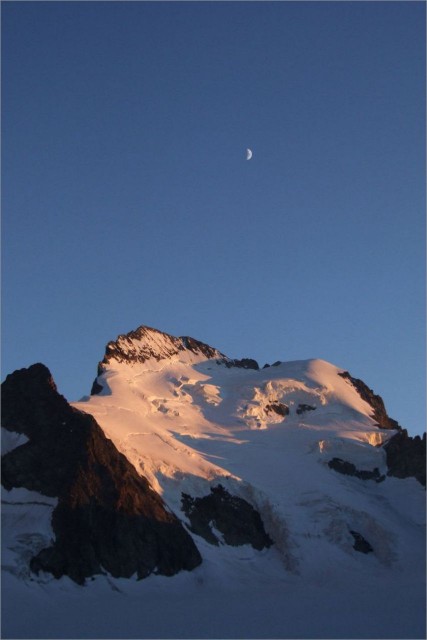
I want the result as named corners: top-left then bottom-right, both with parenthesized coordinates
top-left (2, 325), bottom-right (425, 639)
top-left (1, 363), bottom-right (202, 585)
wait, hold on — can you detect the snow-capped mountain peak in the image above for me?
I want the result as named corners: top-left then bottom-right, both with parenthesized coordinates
top-left (2, 325), bottom-right (425, 639)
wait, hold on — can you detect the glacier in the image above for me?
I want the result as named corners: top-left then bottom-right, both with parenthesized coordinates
top-left (1, 325), bottom-right (425, 639)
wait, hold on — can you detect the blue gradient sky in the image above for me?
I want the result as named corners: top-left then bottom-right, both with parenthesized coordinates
top-left (2, 2), bottom-right (425, 435)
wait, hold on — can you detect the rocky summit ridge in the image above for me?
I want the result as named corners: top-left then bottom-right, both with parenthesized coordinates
top-left (101, 325), bottom-right (226, 367)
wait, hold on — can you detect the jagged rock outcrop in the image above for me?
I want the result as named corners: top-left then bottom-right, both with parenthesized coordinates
top-left (265, 402), bottom-right (289, 417)
top-left (296, 404), bottom-right (316, 415)
top-left (327, 457), bottom-right (385, 482)
top-left (1, 364), bottom-right (202, 584)
top-left (262, 361), bottom-right (281, 368)
top-left (384, 430), bottom-right (426, 487)
top-left (338, 371), bottom-right (400, 430)
top-left (181, 485), bottom-right (273, 550)
top-left (224, 358), bottom-right (260, 370)
top-left (350, 530), bottom-right (373, 554)
top-left (337, 371), bottom-right (425, 486)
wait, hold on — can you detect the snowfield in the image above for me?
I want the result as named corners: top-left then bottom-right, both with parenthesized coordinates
top-left (2, 330), bottom-right (425, 639)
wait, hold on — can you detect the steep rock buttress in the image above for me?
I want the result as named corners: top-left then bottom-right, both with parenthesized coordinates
top-left (1, 364), bottom-right (202, 584)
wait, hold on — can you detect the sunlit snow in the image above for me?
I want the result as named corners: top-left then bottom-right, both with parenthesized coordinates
top-left (2, 331), bottom-right (425, 639)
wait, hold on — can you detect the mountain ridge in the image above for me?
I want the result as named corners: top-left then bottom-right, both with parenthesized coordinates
top-left (89, 326), bottom-right (400, 426)
top-left (1, 324), bottom-right (425, 639)
top-left (99, 325), bottom-right (225, 366)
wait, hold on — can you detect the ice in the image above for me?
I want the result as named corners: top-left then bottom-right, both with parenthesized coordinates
top-left (2, 348), bottom-right (425, 639)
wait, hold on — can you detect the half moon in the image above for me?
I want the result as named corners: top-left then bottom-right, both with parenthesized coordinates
top-left (246, 148), bottom-right (253, 160)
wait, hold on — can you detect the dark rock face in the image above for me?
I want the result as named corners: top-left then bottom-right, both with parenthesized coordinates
top-left (384, 430), bottom-right (426, 487)
top-left (90, 376), bottom-right (104, 396)
top-left (181, 336), bottom-right (223, 360)
top-left (338, 371), bottom-right (426, 487)
top-left (350, 530), bottom-right (373, 554)
top-left (338, 371), bottom-right (400, 430)
top-left (327, 458), bottom-right (385, 483)
top-left (224, 358), bottom-right (260, 371)
top-left (296, 404), bottom-right (316, 415)
top-left (181, 485), bottom-right (273, 550)
top-left (1, 364), bottom-right (202, 584)
top-left (265, 402), bottom-right (289, 417)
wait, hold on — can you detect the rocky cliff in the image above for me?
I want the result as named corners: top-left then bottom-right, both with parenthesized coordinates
top-left (1, 364), bottom-right (202, 584)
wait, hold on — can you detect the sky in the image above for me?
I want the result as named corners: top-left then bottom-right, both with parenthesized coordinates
top-left (2, 1), bottom-right (425, 436)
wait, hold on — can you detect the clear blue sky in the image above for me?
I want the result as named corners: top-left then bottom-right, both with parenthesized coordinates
top-left (2, 1), bottom-right (425, 435)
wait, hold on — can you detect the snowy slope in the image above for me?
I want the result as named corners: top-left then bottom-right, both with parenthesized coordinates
top-left (2, 326), bottom-right (425, 639)
top-left (71, 330), bottom-right (419, 574)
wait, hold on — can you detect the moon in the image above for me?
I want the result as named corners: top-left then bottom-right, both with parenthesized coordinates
top-left (246, 148), bottom-right (253, 160)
